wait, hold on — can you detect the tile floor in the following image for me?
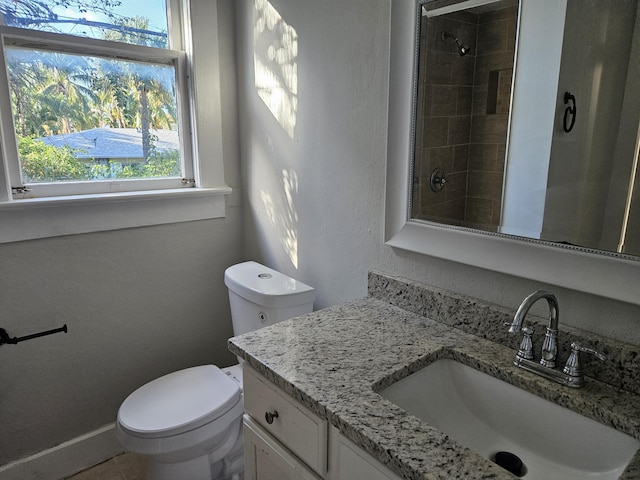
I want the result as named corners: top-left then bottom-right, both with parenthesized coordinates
top-left (65, 452), bottom-right (147, 480)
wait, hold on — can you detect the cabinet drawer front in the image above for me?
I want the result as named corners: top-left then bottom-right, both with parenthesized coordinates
top-left (243, 367), bottom-right (327, 475)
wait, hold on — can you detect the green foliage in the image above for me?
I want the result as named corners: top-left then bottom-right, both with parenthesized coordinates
top-left (18, 135), bottom-right (180, 182)
top-left (7, 49), bottom-right (176, 138)
top-left (102, 16), bottom-right (165, 48)
top-left (143, 149), bottom-right (181, 177)
top-left (18, 136), bottom-right (89, 182)
top-left (115, 149), bottom-right (180, 178)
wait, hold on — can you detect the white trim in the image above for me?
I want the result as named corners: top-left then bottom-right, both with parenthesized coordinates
top-left (0, 26), bottom-right (184, 64)
top-left (384, 0), bottom-right (640, 306)
top-left (0, 423), bottom-right (123, 480)
top-left (0, 187), bottom-right (231, 243)
top-left (15, 177), bottom-right (191, 198)
top-left (423, 0), bottom-right (503, 17)
top-left (187, 0), bottom-right (226, 186)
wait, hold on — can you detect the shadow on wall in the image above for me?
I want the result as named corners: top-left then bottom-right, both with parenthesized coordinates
top-left (252, 0), bottom-right (300, 269)
top-left (253, 0), bottom-right (298, 138)
top-left (260, 168), bottom-right (299, 268)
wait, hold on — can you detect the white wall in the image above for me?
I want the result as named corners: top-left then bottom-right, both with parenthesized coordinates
top-left (543, 0), bottom-right (637, 247)
top-left (0, 218), bottom-right (242, 465)
top-left (0, 0), bottom-right (243, 471)
top-left (601, 1), bottom-right (640, 254)
top-left (501, 0), bottom-right (566, 238)
top-left (236, 0), bottom-right (640, 344)
top-left (236, 0), bottom-right (390, 308)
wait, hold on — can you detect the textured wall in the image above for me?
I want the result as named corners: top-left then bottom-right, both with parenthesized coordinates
top-left (0, 216), bottom-right (243, 465)
top-left (236, 0), bottom-right (390, 308)
top-left (0, 0), bottom-right (243, 467)
top-left (235, 0), bottom-right (640, 346)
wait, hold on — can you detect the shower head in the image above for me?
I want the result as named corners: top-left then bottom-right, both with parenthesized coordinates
top-left (441, 31), bottom-right (471, 57)
top-left (457, 43), bottom-right (471, 56)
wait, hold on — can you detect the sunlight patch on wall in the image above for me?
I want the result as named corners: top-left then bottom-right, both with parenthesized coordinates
top-left (254, 0), bottom-right (298, 138)
top-left (260, 168), bottom-right (299, 268)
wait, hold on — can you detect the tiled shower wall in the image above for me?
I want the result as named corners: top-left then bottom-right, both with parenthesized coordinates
top-left (413, 4), bottom-right (518, 231)
top-left (413, 10), bottom-right (477, 224)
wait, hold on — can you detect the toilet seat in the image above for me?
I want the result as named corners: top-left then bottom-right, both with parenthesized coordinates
top-left (118, 365), bottom-right (241, 438)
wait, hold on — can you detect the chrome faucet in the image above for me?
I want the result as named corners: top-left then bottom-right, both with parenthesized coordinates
top-left (509, 290), bottom-right (559, 367)
top-left (506, 290), bottom-right (605, 388)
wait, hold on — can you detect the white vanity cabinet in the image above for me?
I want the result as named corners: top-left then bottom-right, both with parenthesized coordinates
top-left (242, 366), bottom-right (403, 480)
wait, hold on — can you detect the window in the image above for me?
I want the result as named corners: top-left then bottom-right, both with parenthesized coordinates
top-left (0, 0), bottom-right (194, 198)
top-left (0, 0), bottom-right (230, 243)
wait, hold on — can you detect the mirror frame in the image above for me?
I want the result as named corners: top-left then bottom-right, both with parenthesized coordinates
top-left (385, 0), bottom-right (640, 306)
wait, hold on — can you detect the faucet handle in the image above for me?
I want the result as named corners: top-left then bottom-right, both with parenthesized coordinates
top-left (516, 327), bottom-right (534, 360)
top-left (562, 342), bottom-right (606, 378)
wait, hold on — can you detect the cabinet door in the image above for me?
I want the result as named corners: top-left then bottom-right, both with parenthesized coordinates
top-left (244, 415), bottom-right (322, 480)
top-left (331, 427), bottom-right (403, 480)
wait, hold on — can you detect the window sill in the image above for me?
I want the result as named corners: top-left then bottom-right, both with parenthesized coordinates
top-left (0, 187), bottom-right (232, 243)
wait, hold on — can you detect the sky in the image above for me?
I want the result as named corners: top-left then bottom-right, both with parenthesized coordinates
top-left (50, 0), bottom-right (168, 41)
top-left (105, 1), bottom-right (167, 33)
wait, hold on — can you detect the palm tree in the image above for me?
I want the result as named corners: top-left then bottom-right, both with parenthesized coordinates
top-left (90, 57), bottom-right (178, 160)
top-left (5, 48), bottom-right (50, 136)
top-left (97, 16), bottom-right (175, 160)
top-left (7, 49), bottom-right (100, 136)
top-left (39, 57), bottom-right (99, 134)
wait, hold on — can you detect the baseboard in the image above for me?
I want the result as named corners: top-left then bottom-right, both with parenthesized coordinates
top-left (0, 423), bottom-right (124, 480)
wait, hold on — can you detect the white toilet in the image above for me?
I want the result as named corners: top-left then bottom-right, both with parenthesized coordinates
top-left (115, 261), bottom-right (315, 480)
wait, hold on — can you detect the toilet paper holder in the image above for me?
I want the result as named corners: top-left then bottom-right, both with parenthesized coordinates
top-left (0, 324), bottom-right (67, 346)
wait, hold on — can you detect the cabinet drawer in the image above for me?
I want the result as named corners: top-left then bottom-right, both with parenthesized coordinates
top-left (243, 366), bottom-right (327, 476)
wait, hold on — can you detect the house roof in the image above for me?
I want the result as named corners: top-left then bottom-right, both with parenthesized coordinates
top-left (38, 127), bottom-right (179, 159)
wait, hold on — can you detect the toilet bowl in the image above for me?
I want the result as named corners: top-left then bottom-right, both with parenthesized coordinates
top-left (115, 262), bottom-right (314, 480)
top-left (116, 365), bottom-right (244, 480)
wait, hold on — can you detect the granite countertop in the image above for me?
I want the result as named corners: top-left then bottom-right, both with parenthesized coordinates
top-left (228, 297), bottom-right (640, 480)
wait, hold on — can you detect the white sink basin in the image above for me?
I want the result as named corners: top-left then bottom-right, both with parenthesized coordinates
top-left (379, 359), bottom-right (639, 479)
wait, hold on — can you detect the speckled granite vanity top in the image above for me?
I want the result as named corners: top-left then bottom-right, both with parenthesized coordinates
top-left (228, 272), bottom-right (640, 480)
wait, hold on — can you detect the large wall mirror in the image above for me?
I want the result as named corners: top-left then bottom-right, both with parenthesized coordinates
top-left (385, 0), bottom-right (640, 306)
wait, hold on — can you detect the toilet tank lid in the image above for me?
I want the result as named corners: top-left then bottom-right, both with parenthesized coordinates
top-left (117, 365), bottom-right (241, 438)
top-left (224, 261), bottom-right (315, 308)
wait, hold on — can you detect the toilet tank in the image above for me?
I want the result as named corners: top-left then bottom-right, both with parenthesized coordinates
top-left (224, 261), bottom-right (315, 336)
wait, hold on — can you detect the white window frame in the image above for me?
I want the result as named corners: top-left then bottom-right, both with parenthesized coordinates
top-left (0, 0), bottom-right (231, 243)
